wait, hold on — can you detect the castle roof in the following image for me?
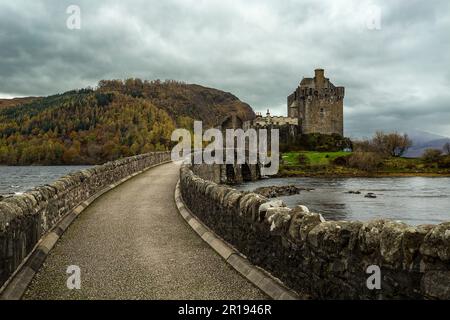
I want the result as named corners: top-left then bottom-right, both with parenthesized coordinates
top-left (300, 77), bottom-right (334, 89)
top-left (300, 78), bottom-right (314, 86)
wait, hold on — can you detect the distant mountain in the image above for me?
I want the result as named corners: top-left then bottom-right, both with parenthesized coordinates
top-left (0, 79), bottom-right (255, 165)
top-left (0, 97), bottom-right (39, 109)
top-left (404, 130), bottom-right (450, 158)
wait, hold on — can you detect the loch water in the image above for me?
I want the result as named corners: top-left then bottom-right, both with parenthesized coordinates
top-left (235, 177), bottom-right (450, 225)
top-left (0, 166), bottom-right (92, 195)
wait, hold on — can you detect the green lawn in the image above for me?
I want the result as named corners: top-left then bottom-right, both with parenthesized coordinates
top-left (279, 151), bottom-right (450, 177)
top-left (282, 151), bottom-right (351, 166)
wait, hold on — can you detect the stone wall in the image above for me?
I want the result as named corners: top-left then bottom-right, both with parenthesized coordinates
top-left (0, 152), bottom-right (170, 287)
top-left (180, 165), bottom-right (450, 299)
top-left (191, 162), bottom-right (260, 184)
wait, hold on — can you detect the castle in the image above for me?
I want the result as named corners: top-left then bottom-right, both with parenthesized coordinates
top-left (249, 69), bottom-right (345, 137)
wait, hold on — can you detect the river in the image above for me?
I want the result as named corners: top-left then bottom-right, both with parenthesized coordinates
top-left (235, 177), bottom-right (450, 225)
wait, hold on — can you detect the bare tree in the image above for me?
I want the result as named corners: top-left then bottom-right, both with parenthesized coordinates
top-left (386, 132), bottom-right (412, 157)
top-left (369, 131), bottom-right (412, 157)
top-left (371, 131), bottom-right (388, 155)
top-left (443, 142), bottom-right (450, 155)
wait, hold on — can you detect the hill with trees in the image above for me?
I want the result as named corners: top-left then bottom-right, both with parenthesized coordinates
top-left (97, 79), bottom-right (255, 127)
top-left (0, 79), bottom-right (255, 165)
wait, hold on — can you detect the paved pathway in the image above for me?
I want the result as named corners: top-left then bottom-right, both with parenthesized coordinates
top-left (23, 162), bottom-right (266, 300)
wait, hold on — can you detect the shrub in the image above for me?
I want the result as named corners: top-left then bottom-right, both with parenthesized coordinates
top-left (333, 155), bottom-right (350, 166)
top-left (438, 156), bottom-right (450, 169)
top-left (422, 148), bottom-right (443, 163)
top-left (405, 162), bottom-right (417, 170)
top-left (297, 153), bottom-right (310, 166)
top-left (292, 133), bottom-right (352, 152)
top-left (347, 151), bottom-right (384, 172)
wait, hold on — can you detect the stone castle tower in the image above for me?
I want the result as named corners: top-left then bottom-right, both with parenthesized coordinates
top-left (287, 69), bottom-right (344, 136)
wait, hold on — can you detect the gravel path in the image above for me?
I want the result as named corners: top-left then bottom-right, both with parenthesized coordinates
top-left (23, 162), bottom-right (267, 300)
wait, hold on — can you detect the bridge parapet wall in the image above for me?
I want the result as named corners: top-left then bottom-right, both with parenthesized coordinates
top-left (180, 165), bottom-right (450, 299)
top-left (0, 152), bottom-right (170, 287)
top-left (191, 162), bottom-right (260, 184)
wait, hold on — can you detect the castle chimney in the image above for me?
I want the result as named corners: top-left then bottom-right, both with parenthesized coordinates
top-left (314, 68), bottom-right (325, 88)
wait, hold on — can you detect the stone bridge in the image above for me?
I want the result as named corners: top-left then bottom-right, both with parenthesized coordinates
top-left (0, 152), bottom-right (449, 299)
top-left (0, 154), bottom-right (269, 299)
top-left (188, 147), bottom-right (263, 184)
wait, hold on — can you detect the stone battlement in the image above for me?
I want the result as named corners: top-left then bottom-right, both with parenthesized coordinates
top-left (289, 86), bottom-right (345, 101)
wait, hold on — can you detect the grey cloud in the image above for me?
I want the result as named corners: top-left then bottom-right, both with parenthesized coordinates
top-left (0, 0), bottom-right (449, 137)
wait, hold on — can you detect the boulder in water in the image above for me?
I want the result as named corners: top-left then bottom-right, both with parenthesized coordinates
top-left (254, 185), bottom-right (312, 198)
top-left (365, 192), bottom-right (377, 198)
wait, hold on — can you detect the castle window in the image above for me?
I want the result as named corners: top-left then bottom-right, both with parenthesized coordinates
top-left (320, 108), bottom-right (325, 117)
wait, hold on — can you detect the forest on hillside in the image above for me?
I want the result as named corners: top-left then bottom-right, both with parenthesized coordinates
top-left (0, 79), bottom-right (254, 165)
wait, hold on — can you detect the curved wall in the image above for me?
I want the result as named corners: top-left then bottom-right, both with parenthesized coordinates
top-left (180, 165), bottom-right (450, 299)
top-left (0, 152), bottom-right (170, 287)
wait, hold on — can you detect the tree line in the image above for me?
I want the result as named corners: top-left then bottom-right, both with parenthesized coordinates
top-left (344, 132), bottom-right (450, 171)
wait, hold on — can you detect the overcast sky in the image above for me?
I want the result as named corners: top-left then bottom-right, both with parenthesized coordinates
top-left (1, 0), bottom-right (449, 138)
